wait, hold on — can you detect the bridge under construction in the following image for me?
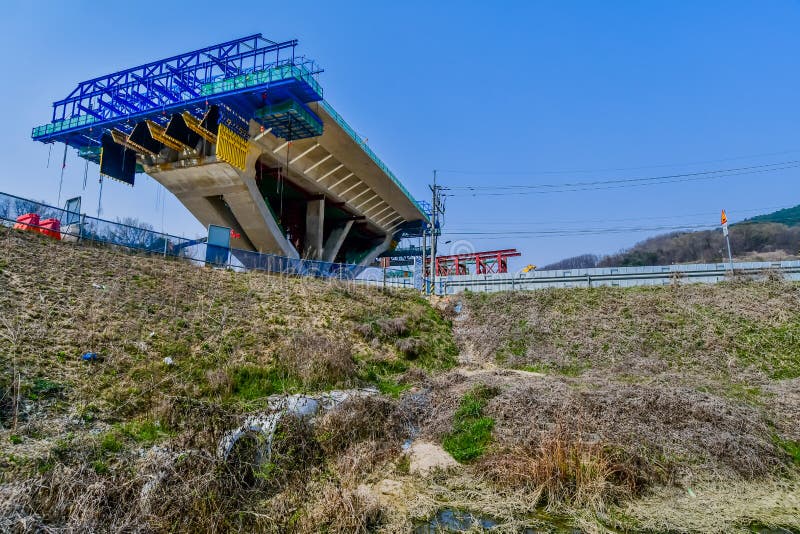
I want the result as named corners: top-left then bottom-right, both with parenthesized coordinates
top-left (32, 34), bottom-right (427, 267)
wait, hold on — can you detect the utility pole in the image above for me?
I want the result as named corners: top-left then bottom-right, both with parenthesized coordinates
top-left (430, 170), bottom-right (438, 296)
top-left (421, 228), bottom-right (427, 293)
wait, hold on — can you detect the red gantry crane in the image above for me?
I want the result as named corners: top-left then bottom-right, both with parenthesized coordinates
top-left (434, 249), bottom-right (521, 276)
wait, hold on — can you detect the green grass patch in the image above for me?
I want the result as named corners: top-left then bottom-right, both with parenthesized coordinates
top-left (357, 359), bottom-right (410, 397)
top-left (442, 384), bottom-right (498, 463)
top-left (774, 436), bottom-right (800, 466)
top-left (27, 378), bottom-right (64, 400)
top-left (9, 435), bottom-right (22, 445)
top-left (91, 460), bottom-right (109, 475)
top-left (733, 319), bottom-right (800, 379)
top-left (230, 365), bottom-right (301, 400)
top-left (159, 339), bottom-right (190, 359)
top-left (119, 420), bottom-right (171, 445)
top-left (100, 432), bottom-right (123, 453)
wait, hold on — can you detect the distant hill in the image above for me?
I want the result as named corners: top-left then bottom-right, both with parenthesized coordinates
top-left (742, 204), bottom-right (800, 226)
top-left (544, 204), bottom-right (800, 269)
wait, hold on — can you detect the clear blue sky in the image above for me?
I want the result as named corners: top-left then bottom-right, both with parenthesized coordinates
top-left (2, 1), bottom-right (799, 266)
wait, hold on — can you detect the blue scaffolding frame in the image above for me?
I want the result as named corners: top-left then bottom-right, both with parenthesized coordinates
top-left (32, 34), bottom-right (324, 149)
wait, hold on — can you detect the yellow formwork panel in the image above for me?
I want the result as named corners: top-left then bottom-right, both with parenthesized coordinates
top-left (216, 124), bottom-right (248, 171)
top-left (111, 129), bottom-right (157, 157)
top-left (146, 120), bottom-right (186, 152)
top-left (182, 111), bottom-right (217, 143)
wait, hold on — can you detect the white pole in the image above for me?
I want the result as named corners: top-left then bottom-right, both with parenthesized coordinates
top-left (724, 226), bottom-right (734, 272)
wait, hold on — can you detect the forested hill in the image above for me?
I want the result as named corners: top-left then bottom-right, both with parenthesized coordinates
top-left (743, 204), bottom-right (800, 226)
top-left (543, 204), bottom-right (800, 269)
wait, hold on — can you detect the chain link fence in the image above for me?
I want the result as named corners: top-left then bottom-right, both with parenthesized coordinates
top-left (0, 191), bottom-right (385, 282)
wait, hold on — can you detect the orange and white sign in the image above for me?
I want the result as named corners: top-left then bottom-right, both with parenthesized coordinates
top-left (721, 210), bottom-right (729, 236)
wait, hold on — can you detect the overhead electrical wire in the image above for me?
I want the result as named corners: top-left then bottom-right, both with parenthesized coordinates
top-left (442, 214), bottom-right (800, 238)
top-left (437, 148), bottom-right (800, 176)
top-left (442, 204), bottom-right (797, 230)
top-left (443, 160), bottom-right (800, 196)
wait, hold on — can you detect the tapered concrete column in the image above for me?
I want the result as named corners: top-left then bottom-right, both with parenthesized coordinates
top-left (305, 197), bottom-right (325, 259)
top-left (359, 233), bottom-right (394, 267)
top-left (147, 142), bottom-right (299, 258)
top-left (322, 220), bottom-right (354, 263)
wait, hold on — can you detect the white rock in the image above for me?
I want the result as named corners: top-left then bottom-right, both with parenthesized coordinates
top-left (407, 441), bottom-right (459, 475)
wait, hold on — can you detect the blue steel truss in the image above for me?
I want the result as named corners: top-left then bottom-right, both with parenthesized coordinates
top-left (32, 34), bottom-right (324, 148)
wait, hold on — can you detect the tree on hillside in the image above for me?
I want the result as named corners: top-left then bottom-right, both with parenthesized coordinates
top-left (542, 254), bottom-right (599, 270)
top-left (597, 223), bottom-right (800, 267)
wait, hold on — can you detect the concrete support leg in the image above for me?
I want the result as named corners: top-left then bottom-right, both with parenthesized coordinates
top-left (177, 194), bottom-right (254, 250)
top-left (148, 159), bottom-right (299, 258)
top-left (358, 233), bottom-right (394, 267)
top-left (305, 197), bottom-right (325, 259)
top-left (322, 220), bottom-right (354, 263)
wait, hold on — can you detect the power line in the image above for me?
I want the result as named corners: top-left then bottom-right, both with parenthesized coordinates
top-left (442, 204), bottom-right (797, 229)
top-left (437, 149), bottom-right (800, 176)
top-left (442, 214), bottom-right (800, 238)
top-left (442, 223), bottom-right (715, 237)
top-left (442, 161), bottom-right (800, 197)
top-left (445, 164), bottom-right (800, 196)
top-left (447, 159), bottom-right (800, 189)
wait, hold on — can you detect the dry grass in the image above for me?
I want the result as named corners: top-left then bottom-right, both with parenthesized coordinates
top-left (477, 423), bottom-right (637, 511)
top-left (278, 332), bottom-right (356, 389)
top-left (0, 227), bottom-right (458, 532)
top-left (623, 475), bottom-right (800, 533)
top-left (296, 482), bottom-right (384, 533)
top-left (459, 280), bottom-right (800, 383)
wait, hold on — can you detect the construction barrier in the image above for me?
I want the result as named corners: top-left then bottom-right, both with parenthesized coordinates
top-left (13, 213), bottom-right (39, 231)
top-left (38, 218), bottom-right (61, 240)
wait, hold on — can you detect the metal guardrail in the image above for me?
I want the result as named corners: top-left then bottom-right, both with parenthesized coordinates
top-left (440, 261), bottom-right (800, 294)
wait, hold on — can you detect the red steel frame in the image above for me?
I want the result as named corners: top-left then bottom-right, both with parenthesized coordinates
top-left (434, 249), bottom-right (521, 276)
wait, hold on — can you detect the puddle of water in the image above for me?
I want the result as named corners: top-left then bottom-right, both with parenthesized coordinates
top-left (414, 508), bottom-right (582, 533)
top-left (413, 509), bottom-right (497, 533)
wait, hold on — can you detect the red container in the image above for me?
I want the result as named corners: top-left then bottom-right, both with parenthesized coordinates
top-left (13, 213), bottom-right (40, 231)
top-left (38, 218), bottom-right (62, 240)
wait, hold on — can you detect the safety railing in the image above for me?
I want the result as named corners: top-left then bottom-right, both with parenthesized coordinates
top-left (0, 191), bottom-right (377, 282)
top-left (32, 115), bottom-right (96, 138)
top-left (200, 62), bottom-right (322, 99)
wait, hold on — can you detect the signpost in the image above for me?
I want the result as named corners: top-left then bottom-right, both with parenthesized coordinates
top-left (721, 210), bottom-right (733, 273)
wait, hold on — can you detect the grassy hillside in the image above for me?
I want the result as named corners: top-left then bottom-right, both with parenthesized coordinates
top-left (455, 283), bottom-right (800, 531)
top-left (0, 227), bottom-right (457, 532)
top-left (744, 204), bottom-right (800, 226)
top-left (1, 226), bottom-right (798, 532)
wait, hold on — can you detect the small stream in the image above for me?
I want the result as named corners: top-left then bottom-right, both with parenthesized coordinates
top-left (413, 508), bottom-right (580, 533)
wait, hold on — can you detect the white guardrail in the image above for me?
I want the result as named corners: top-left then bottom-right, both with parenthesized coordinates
top-left (439, 260), bottom-right (800, 294)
